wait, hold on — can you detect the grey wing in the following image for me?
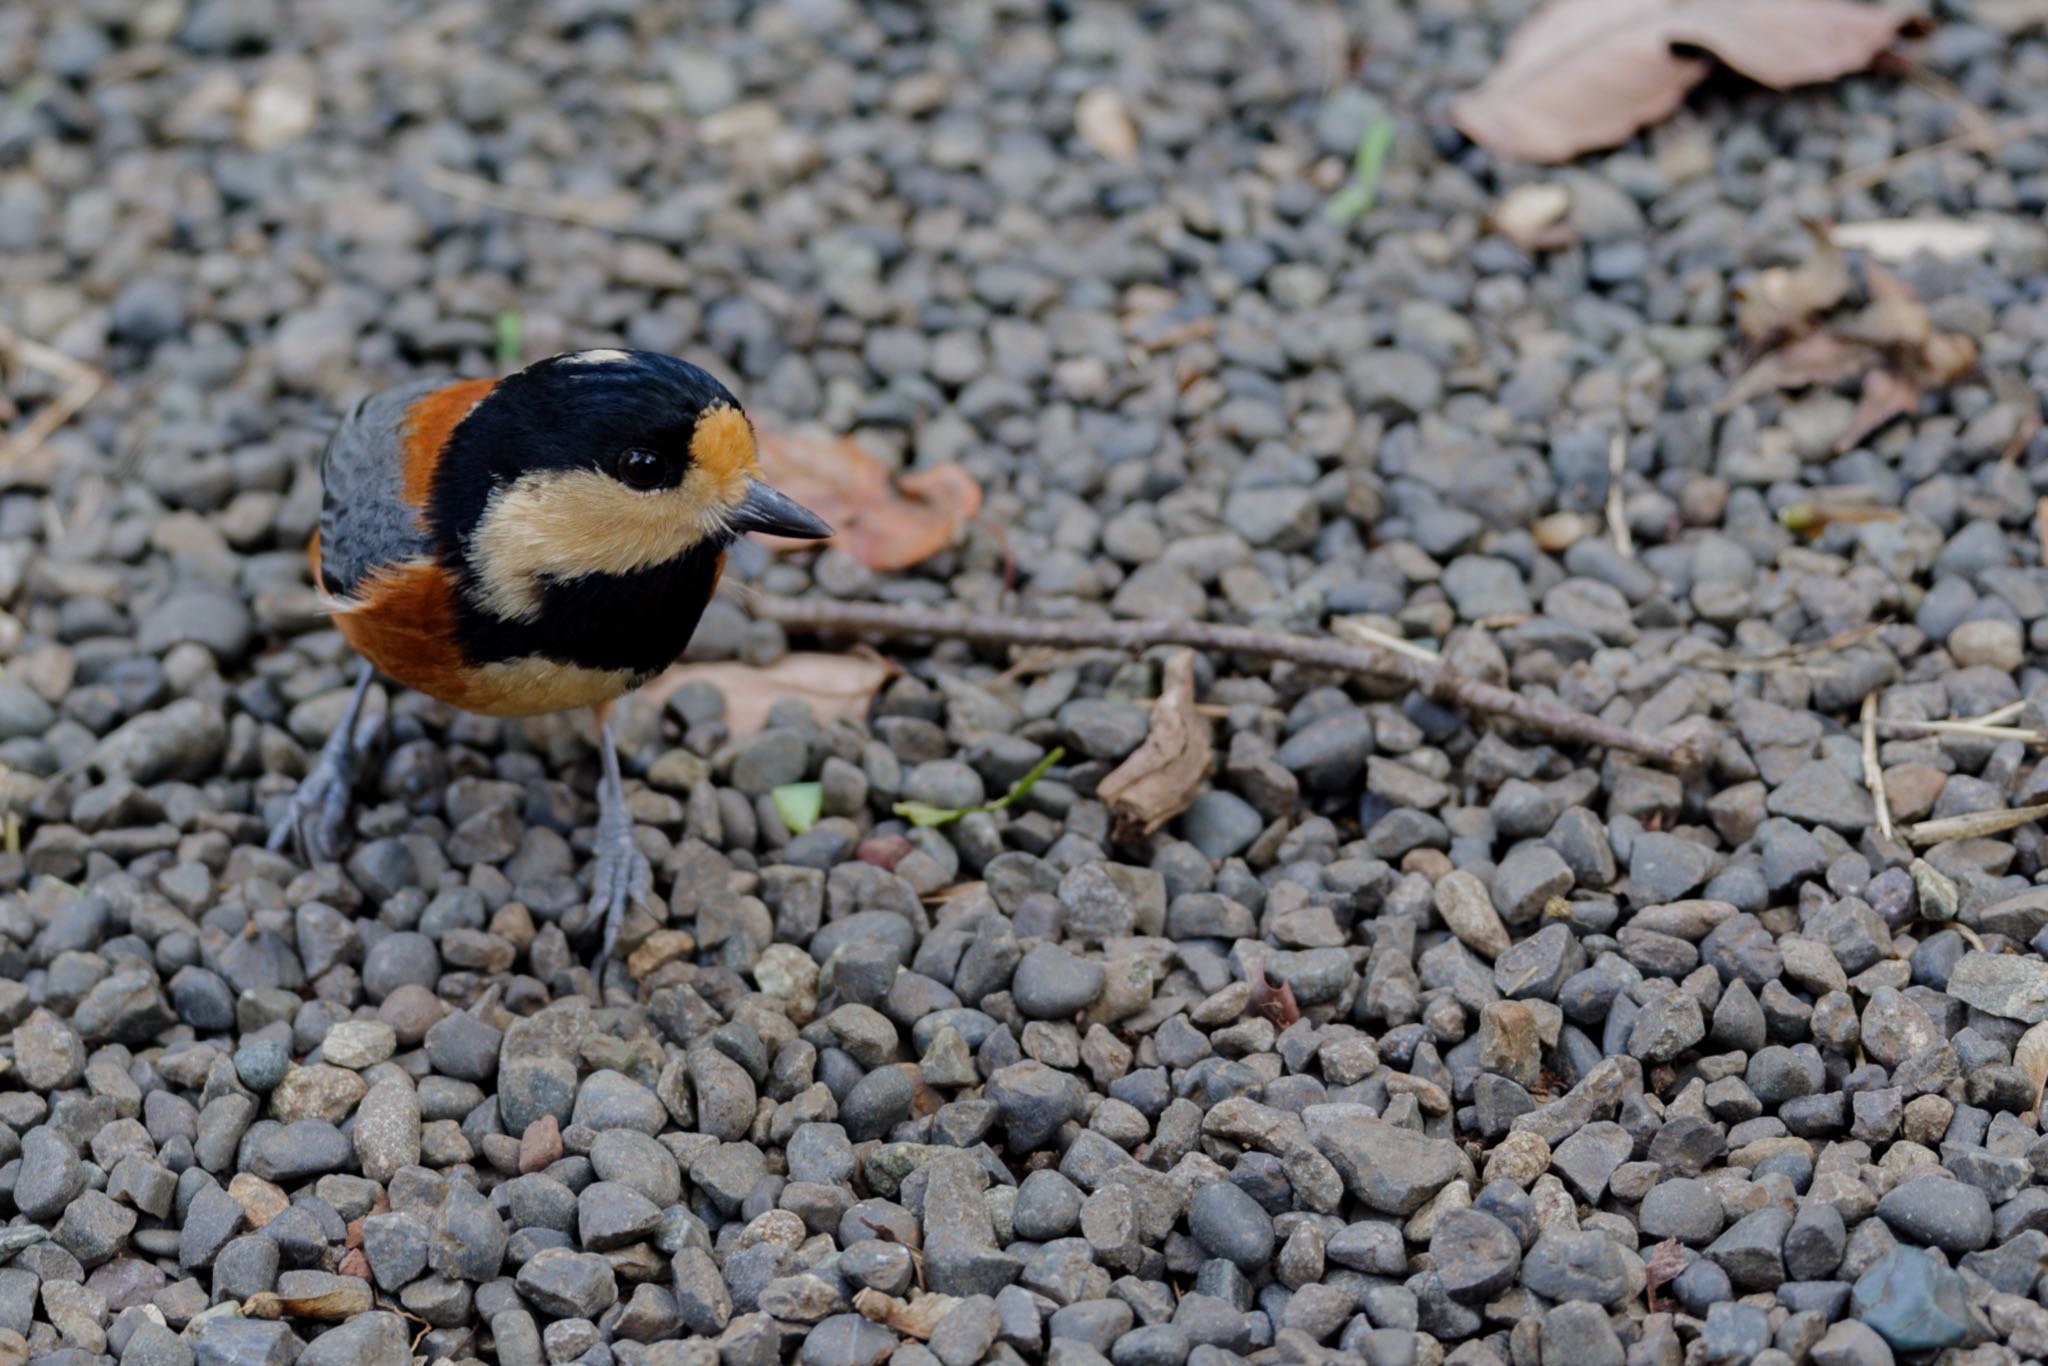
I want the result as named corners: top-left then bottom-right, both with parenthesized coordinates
top-left (317, 378), bottom-right (446, 598)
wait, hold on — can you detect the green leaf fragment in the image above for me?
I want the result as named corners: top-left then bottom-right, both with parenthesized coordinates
top-left (892, 747), bottom-right (1065, 828)
top-left (771, 782), bottom-right (823, 835)
top-left (1326, 114), bottom-right (1395, 224)
top-left (494, 310), bottom-right (525, 371)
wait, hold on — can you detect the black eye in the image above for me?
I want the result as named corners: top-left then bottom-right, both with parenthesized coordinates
top-left (615, 448), bottom-right (665, 490)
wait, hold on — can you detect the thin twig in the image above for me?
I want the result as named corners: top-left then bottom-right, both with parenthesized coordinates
top-left (1833, 114), bottom-right (2038, 194)
top-left (1607, 432), bottom-right (1633, 558)
top-left (1906, 802), bottom-right (2048, 846)
top-left (1876, 717), bottom-right (2048, 745)
top-left (421, 164), bottom-right (643, 233)
top-left (1968, 701), bottom-right (2028, 728)
top-left (1332, 616), bottom-right (1440, 663)
top-left (0, 321), bottom-right (104, 465)
top-left (748, 595), bottom-right (1700, 769)
top-left (1861, 693), bottom-right (1894, 844)
top-left (2036, 497), bottom-right (2048, 566)
top-left (1692, 623), bottom-right (1884, 674)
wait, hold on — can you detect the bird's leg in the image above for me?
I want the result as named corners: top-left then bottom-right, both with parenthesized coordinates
top-left (587, 705), bottom-right (655, 979)
top-left (267, 661), bottom-right (376, 865)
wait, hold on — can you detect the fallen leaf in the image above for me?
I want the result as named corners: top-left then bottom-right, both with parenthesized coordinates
top-left (1831, 218), bottom-right (1996, 262)
top-left (753, 432), bottom-right (982, 572)
top-left (1247, 958), bottom-right (1301, 1029)
top-left (1097, 650), bottom-right (1212, 843)
top-left (771, 782), bottom-right (822, 834)
top-left (1735, 228), bottom-right (1849, 347)
top-left (1644, 1237), bottom-right (1687, 1313)
top-left (1837, 369), bottom-right (1922, 452)
top-left (1492, 183), bottom-right (1575, 252)
top-left (1916, 330), bottom-right (1978, 386)
top-left (1719, 331), bottom-right (1874, 412)
top-left (1075, 88), bottom-right (1138, 161)
top-left (1841, 263), bottom-right (1932, 350)
top-left (1451, 1), bottom-right (1707, 164)
top-left (642, 653), bottom-right (892, 735)
top-left (1451, 0), bottom-right (1908, 164)
top-left (854, 1287), bottom-right (961, 1340)
top-left (242, 1284), bottom-right (373, 1321)
top-left (2018, 1019), bottom-right (2048, 1111)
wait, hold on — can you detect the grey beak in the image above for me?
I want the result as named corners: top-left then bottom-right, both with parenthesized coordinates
top-left (731, 479), bottom-right (832, 540)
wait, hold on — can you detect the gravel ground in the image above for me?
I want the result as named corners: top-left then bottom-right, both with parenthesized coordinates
top-left (4, 1), bottom-right (2048, 1364)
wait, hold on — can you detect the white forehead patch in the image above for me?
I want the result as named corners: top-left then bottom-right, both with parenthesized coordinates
top-left (558, 348), bottom-right (630, 366)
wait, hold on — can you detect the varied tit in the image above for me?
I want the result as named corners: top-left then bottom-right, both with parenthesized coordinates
top-left (270, 348), bottom-right (831, 973)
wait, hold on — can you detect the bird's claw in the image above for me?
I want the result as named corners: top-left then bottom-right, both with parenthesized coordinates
top-left (266, 664), bottom-right (377, 867)
top-left (587, 802), bottom-right (655, 981)
top-left (266, 746), bottom-right (356, 866)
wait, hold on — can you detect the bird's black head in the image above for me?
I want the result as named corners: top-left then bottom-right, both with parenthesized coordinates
top-left (427, 348), bottom-right (829, 624)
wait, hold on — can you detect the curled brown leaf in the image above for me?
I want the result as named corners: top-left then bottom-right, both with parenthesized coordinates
top-left (1644, 1236), bottom-right (1688, 1312)
top-left (1247, 959), bottom-right (1301, 1029)
top-left (1097, 649), bottom-right (1213, 843)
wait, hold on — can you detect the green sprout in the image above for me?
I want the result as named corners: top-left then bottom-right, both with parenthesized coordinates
top-left (1326, 114), bottom-right (1395, 224)
top-left (894, 747), bottom-right (1064, 829)
top-left (493, 310), bottom-right (525, 370)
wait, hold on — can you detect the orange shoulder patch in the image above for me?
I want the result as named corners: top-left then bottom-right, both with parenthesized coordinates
top-left (400, 377), bottom-right (497, 508)
top-left (331, 560), bottom-right (470, 707)
top-left (307, 528), bottom-right (322, 584)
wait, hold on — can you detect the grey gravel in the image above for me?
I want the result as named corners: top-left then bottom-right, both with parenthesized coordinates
top-left (0, 1), bottom-right (2042, 1360)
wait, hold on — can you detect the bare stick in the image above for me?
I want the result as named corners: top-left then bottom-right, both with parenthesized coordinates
top-left (1832, 114), bottom-right (2038, 194)
top-left (749, 596), bottom-right (1700, 769)
top-left (1906, 802), bottom-right (2048, 847)
top-left (1332, 615), bottom-right (1440, 663)
top-left (1876, 717), bottom-right (2048, 745)
top-left (0, 322), bottom-right (104, 465)
top-left (1607, 433), bottom-right (1633, 558)
top-left (1861, 693), bottom-right (1894, 844)
top-left (422, 165), bottom-right (641, 233)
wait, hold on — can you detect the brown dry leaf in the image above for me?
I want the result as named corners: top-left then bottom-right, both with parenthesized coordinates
top-left (1916, 330), bottom-right (1978, 386)
top-left (1735, 229), bottom-right (1849, 347)
top-left (1075, 88), bottom-right (1139, 161)
top-left (1247, 959), bottom-right (1301, 1029)
top-left (1451, 0), bottom-right (1908, 164)
top-left (642, 654), bottom-right (892, 735)
top-left (1719, 331), bottom-right (1874, 412)
top-left (2017, 1020), bottom-right (2048, 1111)
top-left (1837, 369), bottom-right (1922, 452)
top-left (753, 431), bottom-right (982, 572)
top-left (1842, 263), bottom-right (1933, 350)
top-left (854, 1287), bottom-right (961, 1340)
top-left (1097, 650), bottom-right (1212, 843)
top-left (241, 1285), bottom-right (372, 1321)
top-left (1644, 1236), bottom-right (1688, 1312)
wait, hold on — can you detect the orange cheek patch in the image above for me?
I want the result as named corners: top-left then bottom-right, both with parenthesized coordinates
top-left (688, 404), bottom-right (758, 504)
top-left (400, 378), bottom-right (497, 508)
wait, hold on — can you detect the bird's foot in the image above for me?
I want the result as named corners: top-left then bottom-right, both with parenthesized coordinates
top-left (266, 740), bottom-right (359, 865)
top-left (267, 664), bottom-right (376, 866)
top-left (587, 797), bottom-right (655, 980)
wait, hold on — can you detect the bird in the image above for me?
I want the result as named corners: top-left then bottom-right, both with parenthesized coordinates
top-left (270, 348), bottom-right (831, 973)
